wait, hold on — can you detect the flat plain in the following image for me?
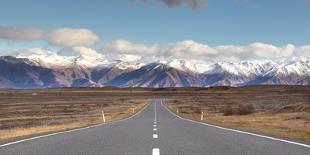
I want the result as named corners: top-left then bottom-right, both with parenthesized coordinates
top-left (0, 86), bottom-right (309, 144)
top-left (164, 86), bottom-right (310, 143)
top-left (0, 88), bottom-right (148, 143)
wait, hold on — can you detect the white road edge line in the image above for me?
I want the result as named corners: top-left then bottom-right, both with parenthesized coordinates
top-left (153, 134), bottom-right (158, 139)
top-left (0, 103), bottom-right (150, 148)
top-left (161, 100), bottom-right (310, 149)
top-left (152, 148), bottom-right (160, 155)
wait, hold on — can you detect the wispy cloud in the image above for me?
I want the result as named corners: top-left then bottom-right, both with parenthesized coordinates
top-left (0, 26), bottom-right (44, 41)
top-left (102, 39), bottom-right (160, 55)
top-left (47, 28), bottom-right (99, 47)
top-left (134, 0), bottom-right (208, 10)
top-left (0, 26), bottom-right (99, 48)
top-left (0, 25), bottom-right (308, 61)
top-left (100, 39), bottom-right (297, 61)
top-left (298, 45), bottom-right (310, 58)
top-left (185, 0), bottom-right (208, 9)
top-left (164, 41), bottom-right (295, 61)
top-left (160, 0), bottom-right (182, 7)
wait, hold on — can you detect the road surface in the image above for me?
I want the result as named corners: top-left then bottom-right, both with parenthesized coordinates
top-left (1, 99), bottom-right (310, 155)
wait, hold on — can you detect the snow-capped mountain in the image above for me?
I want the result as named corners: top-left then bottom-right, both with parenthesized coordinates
top-left (252, 58), bottom-right (310, 85)
top-left (166, 59), bottom-right (212, 73)
top-left (0, 54), bottom-right (310, 88)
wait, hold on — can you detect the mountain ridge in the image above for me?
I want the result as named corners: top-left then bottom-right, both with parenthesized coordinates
top-left (0, 55), bottom-right (309, 88)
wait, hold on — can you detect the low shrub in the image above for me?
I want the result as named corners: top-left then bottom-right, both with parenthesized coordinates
top-left (221, 104), bottom-right (255, 116)
top-left (221, 105), bottom-right (233, 116)
top-left (237, 104), bottom-right (255, 115)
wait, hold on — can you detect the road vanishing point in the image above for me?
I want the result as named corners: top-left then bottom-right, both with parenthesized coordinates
top-left (1, 99), bottom-right (310, 155)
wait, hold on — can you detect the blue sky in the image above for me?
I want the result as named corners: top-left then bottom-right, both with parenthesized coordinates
top-left (0, 0), bottom-right (309, 45)
top-left (0, 0), bottom-right (310, 61)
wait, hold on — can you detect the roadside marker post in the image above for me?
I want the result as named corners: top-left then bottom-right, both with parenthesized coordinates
top-left (177, 108), bottom-right (179, 114)
top-left (102, 110), bottom-right (106, 123)
top-left (201, 111), bottom-right (204, 121)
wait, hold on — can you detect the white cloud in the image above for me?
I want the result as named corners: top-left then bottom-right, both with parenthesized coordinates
top-left (211, 43), bottom-right (295, 61)
top-left (47, 28), bottom-right (99, 47)
top-left (165, 41), bottom-right (295, 61)
top-left (3, 45), bottom-right (103, 60)
top-left (72, 46), bottom-right (102, 58)
top-left (0, 25), bottom-right (300, 61)
top-left (246, 43), bottom-right (294, 58)
top-left (298, 45), bottom-right (310, 58)
top-left (102, 39), bottom-right (160, 55)
top-left (3, 48), bottom-right (56, 58)
top-left (165, 40), bottom-right (217, 59)
top-left (0, 26), bottom-right (44, 41)
top-left (19, 48), bottom-right (51, 56)
top-left (100, 39), bottom-right (296, 61)
top-left (214, 45), bottom-right (251, 61)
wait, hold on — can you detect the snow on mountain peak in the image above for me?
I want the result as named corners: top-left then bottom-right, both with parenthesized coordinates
top-left (11, 49), bottom-right (310, 77)
top-left (166, 59), bottom-right (212, 73)
top-left (205, 60), bottom-right (278, 76)
top-left (267, 58), bottom-right (310, 76)
top-left (16, 49), bottom-right (75, 68)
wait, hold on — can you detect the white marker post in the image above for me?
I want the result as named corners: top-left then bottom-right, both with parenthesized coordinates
top-left (201, 111), bottom-right (204, 121)
top-left (132, 108), bottom-right (135, 114)
top-left (102, 110), bottom-right (106, 123)
top-left (177, 108), bottom-right (179, 114)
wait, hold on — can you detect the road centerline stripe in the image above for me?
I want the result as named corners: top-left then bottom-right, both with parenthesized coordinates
top-left (152, 148), bottom-right (160, 155)
top-left (153, 134), bottom-right (158, 139)
top-left (154, 102), bottom-right (157, 123)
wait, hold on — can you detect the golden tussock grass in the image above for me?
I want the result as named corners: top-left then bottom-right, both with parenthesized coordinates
top-left (0, 103), bottom-right (146, 142)
top-left (0, 88), bottom-right (148, 143)
top-left (1, 86), bottom-right (310, 143)
top-left (167, 103), bottom-right (310, 143)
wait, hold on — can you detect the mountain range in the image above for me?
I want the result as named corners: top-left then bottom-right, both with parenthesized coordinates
top-left (0, 52), bottom-right (310, 88)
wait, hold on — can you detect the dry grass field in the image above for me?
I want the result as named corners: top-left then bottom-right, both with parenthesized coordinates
top-left (0, 88), bottom-right (149, 143)
top-left (0, 86), bottom-right (309, 144)
top-left (163, 86), bottom-right (310, 143)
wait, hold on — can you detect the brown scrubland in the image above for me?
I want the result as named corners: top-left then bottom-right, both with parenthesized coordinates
top-left (164, 86), bottom-right (310, 143)
top-left (0, 86), bottom-right (309, 144)
top-left (0, 88), bottom-right (148, 143)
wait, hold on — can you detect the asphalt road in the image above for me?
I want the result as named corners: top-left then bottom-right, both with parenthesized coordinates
top-left (1, 99), bottom-right (310, 155)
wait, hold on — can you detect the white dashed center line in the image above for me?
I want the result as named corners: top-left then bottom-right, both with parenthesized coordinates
top-left (152, 101), bottom-right (160, 154)
top-left (154, 102), bottom-right (157, 123)
top-left (152, 148), bottom-right (160, 155)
